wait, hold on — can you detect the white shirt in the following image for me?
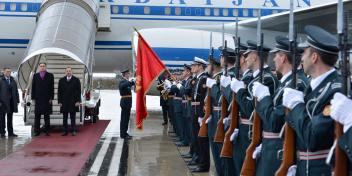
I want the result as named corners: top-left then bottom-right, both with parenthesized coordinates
top-left (242, 69), bottom-right (250, 76)
top-left (253, 65), bottom-right (269, 78)
top-left (310, 68), bottom-right (335, 91)
top-left (280, 71), bottom-right (292, 83)
top-left (67, 76), bottom-right (72, 81)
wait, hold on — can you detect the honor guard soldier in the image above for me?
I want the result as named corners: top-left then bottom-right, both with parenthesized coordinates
top-left (231, 40), bottom-right (279, 175)
top-left (181, 65), bottom-right (195, 157)
top-left (205, 53), bottom-right (223, 175)
top-left (157, 73), bottom-right (169, 126)
top-left (252, 36), bottom-right (308, 175)
top-left (170, 72), bottom-right (185, 145)
top-left (119, 69), bottom-right (134, 139)
top-left (282, 25), bottom-right (341, 175)
top-left (189, 57), bottom-right (210, 172)
top-left (177, 65), bottom-right (193, 147)
top-left (229, 43), bottom-right (254, 175)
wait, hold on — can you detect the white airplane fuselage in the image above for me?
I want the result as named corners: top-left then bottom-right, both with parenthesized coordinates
top-left (0, 0), bottom-right (331, 73)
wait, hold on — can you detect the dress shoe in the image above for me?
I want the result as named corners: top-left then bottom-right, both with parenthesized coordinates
top-left (181, 153), bottom-right (192, 158)
top-left (0, 134), bottom-right (5, 138)
top-left (187, 160), bottom-right (198, 166)
top-left (72, 131), bottom-right (77, 136)
top-left (62, 132), bottom-right (68, 136)
top-left (190, 166), bottom-right (209, 173)
top-left (8, 133), bottom-right (18, 137)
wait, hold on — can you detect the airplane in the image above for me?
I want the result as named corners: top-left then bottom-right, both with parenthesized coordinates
top-left (0, 0), bottom-right (334, 73)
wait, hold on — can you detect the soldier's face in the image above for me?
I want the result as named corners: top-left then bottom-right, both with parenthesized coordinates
top-left (124, 72), bottom-right (131, 79)
top-left (302, 48), bottom-right (314, 75)
top-left (273, 52), bottom-right (284, 72)
top-left (246, 52), bottom-right (256, 70)
top-left (220, 56), bottom-right (225, 67)
top-left (39, 64), bottom-right (46, 72)
top-left (3, 69), bottom-right (11, 77)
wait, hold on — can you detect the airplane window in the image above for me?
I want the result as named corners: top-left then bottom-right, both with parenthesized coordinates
top-left (123, 6), bottom-right (129, 14)
top-left (144, 7), bottom-right (150, 14)
top-left (253, 9), bottom-right (258, 17)
top-left (222, 9), bottom-right (228, 16)
top-left (205, 8), bottom-right (211, 16)
top-left (10, 3), bottom-right (16, 11)
top-left (112, 6), bottom-right (118, 14)
top-left (185, 8), bottom-right (191, 16)
top-left (21, 3), bottom-right (28, 11)
top-left (214, 8), bottom-right (219, 16)
top-left (243, 9), bottom-right (248, 17)
top-left (272, 10), bottom-right (279, 14)
top-left (195, 8), bottom-right (201, 16)
top-left (165, 7), bottom-right (171, 15)
top-left (175, 7), bottom-right (181, 16)
top-left (0, 3), bottom-right (5, 11)
top-left (233, 9), bottom-right (238, 17)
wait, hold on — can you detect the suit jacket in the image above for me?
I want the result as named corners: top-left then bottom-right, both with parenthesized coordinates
top-left (58, 75), bottom-right (81, 113)
top-left (31, 72), bottom-right (54, 114)
top-left (0, 76), bottom-right (19, 113)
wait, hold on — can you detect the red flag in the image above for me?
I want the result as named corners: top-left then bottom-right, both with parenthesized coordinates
top-left (135, 32), bottom-right (167, 129)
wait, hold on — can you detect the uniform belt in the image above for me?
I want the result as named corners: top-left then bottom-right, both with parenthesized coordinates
top-left (262, 131), bottom-right (280, 139)
top-left (173, 97), bottom-right (182, 100)
top-left (213, 106), bottom-right (221, 111)
top-left (168, 95), bottom-right (175, 98)
top-left (297, 150), bottom-right (330, 160)
top-left (121, 95), bottom-right (132, 98)
top-left (191, 102), bottom-right (200, 106)
top-left (240, 117), bottom-right (252, 125)
top-left (182, 100), bottom-right (188, 103)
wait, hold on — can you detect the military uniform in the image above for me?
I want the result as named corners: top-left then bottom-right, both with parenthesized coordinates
top-left (180, 73), bottom-right (193, 146)
top-left (236, 40), bottom-right (279, 176)
top-left (119, 70), bottom-right (134, 139)
top-left (255, 36), bottom-right (309, 175)
top-left (283, 25), bottom-right (341, 175)
top-left (170, 81), bottom-right (184, 142)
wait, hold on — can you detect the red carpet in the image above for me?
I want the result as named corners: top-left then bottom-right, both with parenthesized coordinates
top-left (0, 120), bottom-right (110, 176)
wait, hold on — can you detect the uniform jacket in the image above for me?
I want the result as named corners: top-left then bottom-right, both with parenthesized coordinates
top-left (119, 78), bottom-right (134, 108)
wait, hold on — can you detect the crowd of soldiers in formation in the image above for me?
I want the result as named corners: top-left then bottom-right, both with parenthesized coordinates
top-left (157, 25), bottom-right (352, 175)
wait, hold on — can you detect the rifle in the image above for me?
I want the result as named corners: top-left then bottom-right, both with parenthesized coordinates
top-left (199, 47), bottom-right (215, 137)
top-left (275, 1), bottom-right (297, 175)
top-left (241, 9), bottom-right (263, 175)
top-left (214, 40), bottom-right (229, 143)
top-left (333, 1), bottom-right (349, 174)
top-left (221, 19), bottom-right (241, 157)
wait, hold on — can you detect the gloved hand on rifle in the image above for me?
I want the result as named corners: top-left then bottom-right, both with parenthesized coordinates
top-left (252, 143), bottom-right (262, 159)
top-left (198, 117), bottom-right (203, 126)
top-left (176, 83), bottom-right (182, 89)
top-left (230, 78), bottom-right (245, 93)
top-left (283, 88), bottom-right (304, 110)
top-left (287, 165), bottom-right (297, 176)
top-left (330, 92), bottom-right (352, 132)
top-left (206, 116), bottom-right (212, 124)
top-left (252, 82), bottom-right (270, 101)
top-left (223, 117), bottom-right (230, 128)
top-left (164, 79), bottom-right (172, 89)
top-left (206, 78), bottom-right (216, 88)
top-left (230, 128), bottom-right (239, 142)
top-left (220, 75), bottom-right (231, 87)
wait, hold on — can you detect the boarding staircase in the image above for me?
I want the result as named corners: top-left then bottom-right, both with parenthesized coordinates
top-left (17, 0), bottom-right (99, 126)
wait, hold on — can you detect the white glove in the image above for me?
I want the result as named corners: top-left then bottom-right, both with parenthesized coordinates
top-left (230, 128), bottom-right (239, 141)
top-left (176, 83), bottom-right (182, 89)
top-left (205, 116), bottom-right (212, 124)
top-left (252, 82), bottom-right (270, 101)
top-left (198, 117), bottom-right (203, 126)
top-left (282, 88), bottom-right (304, 109)
top-left (172, 81), bottom-right (177, 85)
top-left (220, 75), bottom-right (231, 87)
top-left (223, 117), bottom-right (230, 125)
top-left (330, 93), bottom-right (352, 133)
top-left (287, 165), bottom-right (297, 176)
top-left (206, 78), bottom-right (216, 88)
top-left (231, 78), bottom-right (245, 93)
top-left (252, 143), bottom-right (262, 159)
top-left (164, 80), bottom-right (172, 89)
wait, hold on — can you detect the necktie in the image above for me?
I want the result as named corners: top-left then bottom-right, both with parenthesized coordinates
top-left (7, 78), bottom-right (10, 85)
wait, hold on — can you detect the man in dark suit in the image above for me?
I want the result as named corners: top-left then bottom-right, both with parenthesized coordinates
top-left (119, 69), bottom-right (134, 139)
top-left (58, 67), bottom-right (81, 136)
top-left (31, 62), bottom-right (54, 136)
top-left (0, 68), bottom-right (20, 138)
